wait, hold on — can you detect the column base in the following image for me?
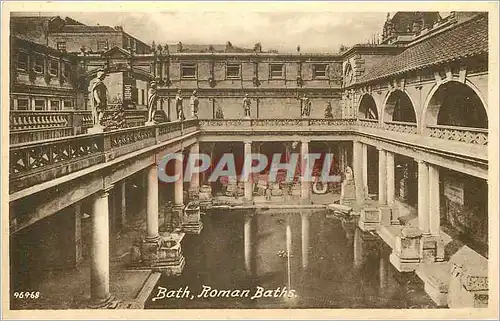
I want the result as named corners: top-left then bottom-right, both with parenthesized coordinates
top-left (130, 232), bottom-right (186, 276)
top-left (358, 207), bottom-right (380, 232)
top-left (88, 294), bottom-right (118, 309)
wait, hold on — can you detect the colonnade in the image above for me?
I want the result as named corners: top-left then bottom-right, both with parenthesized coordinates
top-left (87, 142), bottom-right (200, 306)
top-left (352, 140), bottom-right (440, 234)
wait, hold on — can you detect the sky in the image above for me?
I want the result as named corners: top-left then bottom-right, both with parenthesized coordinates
top-left (22, 11), bottom-right (394, 52)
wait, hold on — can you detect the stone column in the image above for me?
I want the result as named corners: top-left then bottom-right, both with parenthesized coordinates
top-left (74, 203), bottom-right (84, 266)
top-left (174, 153), bottom-right (184, 208)
top-left (301, 212), bottom-right (311, 269)
top-left (378, 148), bottom-right (387, 206)
top-left (244, 214), bottom-right (253, 275)
top-left (353, 141), bottom-right (364, 202)
top-left (188, 143), bottom-right (200, 200)
top-left (244, 140), bottom-right (253, 202)
top-left (428, 164), bottom-right (440, 236)
top-left (120, 180), bottom-right (127, 229)
top-left (146, 165), bottom-right (160, 240)
top-left (301, 140), bottom-right (310, 201)
top-left (362, 143), bottom-right (368, 194)
top-left (417, 160), bottom-right (430, 235)
top-left (90, 187), bottom-right (112, 306)
top-left (386, 151), bottom-right (395, 206)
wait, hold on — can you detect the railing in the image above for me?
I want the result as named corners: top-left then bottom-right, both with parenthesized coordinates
top-left (382, 121), bottom-right (418, 134)
top-left (358, 118), bottom-right (380, 128)
top-left (425, 124), bottom-right (488, 146)
top-left (199, 118), bottom-right (357, 128)
top-left (10, 111), bottom-right (93, 144)
top-left (9, 117), bottom-right (489, 194)
top-left (9, 119), bottom-right (200, 193)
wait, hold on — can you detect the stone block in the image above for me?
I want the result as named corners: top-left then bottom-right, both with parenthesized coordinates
top-left (379, 206), bottom-right (392, 226)
top-left (390, 226), bottom-right (422, 272)
top-left (447, 245), bottom-right (488, 308)
top-left (358, 207), bottom-right (380, 231)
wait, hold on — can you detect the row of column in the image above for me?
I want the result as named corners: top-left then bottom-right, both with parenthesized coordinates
top-left (242, 140), bottom-right (311, 202)
top-left (89, 143), bottom-right (200, 305)
top-left (353, 140), bottom-right (440, 235)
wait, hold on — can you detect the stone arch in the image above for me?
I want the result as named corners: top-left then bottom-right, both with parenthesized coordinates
top-left (357, 94), bottom-right (379, 119)
top-left (382, 89), bottom-right (417, 123)
top-left (422, 80), bottom-right (488, 129)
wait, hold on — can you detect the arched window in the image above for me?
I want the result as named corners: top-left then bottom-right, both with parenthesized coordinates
top-left (384, 90), bottom-right (416, 123)
top-left (358, 94), bottom-right (378, 119)
top-left (426, 82), bottom-right (487, 129)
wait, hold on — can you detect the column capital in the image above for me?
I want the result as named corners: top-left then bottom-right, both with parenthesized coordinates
top-left (301, 138), bottom-right (310, 144)
top-left (243, 139), bottom-right (253, 145)
top-left (98, 185), bottom-right (114, 198)
top-left (415, 159), bottom-right (427, 165)
top-left (376, 146), bottom-right (384, 151)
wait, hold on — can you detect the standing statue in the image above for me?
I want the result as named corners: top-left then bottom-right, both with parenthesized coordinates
top-left (91, 70), bottom-right (108, 127)
top-left (147, 81), bottom-right (158, 123)
top-left (175, 89), bottom-right (184, 120)
top-left (345, 166), bottom-right (353, 181)
top-left (242, 94), bottom-right (251, 118)
top-left (215, 104), bottom-right (224, 119)
top-left (300, 94), bottom-right (311, 117)
top-left (190, 90), bottom-right (199, 118)
top-left (324, 102), bottom-right (333, 118)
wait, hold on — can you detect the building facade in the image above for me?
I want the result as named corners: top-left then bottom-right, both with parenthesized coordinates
top-left (8, 11), bottom-right (490, 310)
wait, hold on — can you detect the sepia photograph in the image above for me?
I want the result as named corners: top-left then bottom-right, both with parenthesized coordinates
top-left (1, 1), bottom-right (498, 319)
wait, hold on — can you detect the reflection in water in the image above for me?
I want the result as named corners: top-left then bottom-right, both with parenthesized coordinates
top-left (146, 210), bottom-right (435, 309)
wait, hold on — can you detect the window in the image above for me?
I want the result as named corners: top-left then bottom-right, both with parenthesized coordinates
top-left (313, 64), bottom-right (328, 78)
top-left (17, 52), bottom-right (28, 71)
top-left (34, 99), bottom-right (46, 111)
top-left (226, 63), bottom-right (241, 79)
top-left (141, 89), bottom-right (145, 105)
top-left (49, 61), bottom-right (59, 76)
top-left (50, 100), bottom-right (60, 111)
top-left (97, 41), bottom-right (107, 51)
top-left (181, 63), bottom-right (197, 79)
top-left (56, 41), bottom-right (66, 51)
top-left (17, 98), bottom-right (29, 111)
top-left (63, 100), bottom-right (73, 109)
top-left (269, 64), bottom-right (285, 79)
top-left (63, 63), bottom-right (71, 78)
top-left (34, 56), bottom-right (44, 73)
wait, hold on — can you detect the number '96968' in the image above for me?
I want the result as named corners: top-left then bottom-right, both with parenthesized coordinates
top-left (13, 291), bottom-right (40, 299)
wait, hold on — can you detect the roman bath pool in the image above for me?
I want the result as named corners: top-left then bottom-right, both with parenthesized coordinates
top-left (146, 209), bottom-right (436, 309)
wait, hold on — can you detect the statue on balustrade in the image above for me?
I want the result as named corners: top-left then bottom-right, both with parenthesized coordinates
top-left (190, 90), bottom-right (199, 118)
top-left (300, 94), bottom-right (311, 117)
top-left (215, 104), bottom-right (224, 119)
top-left (325, 102), bottom-right (333, 118)
top-left (91, 70), bottom-right (108, 127)
top-left (175, 89), bottom-right (185, 120)
top-left (242, 94), bottom-right (251, 118)
top-left (147, 81), bottom-right (158, 124)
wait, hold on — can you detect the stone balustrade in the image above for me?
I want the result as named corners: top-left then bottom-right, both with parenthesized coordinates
top-left (425, 124), bottom-right (488, 146)
top-left (9, 119), bottom-right (199, 193)
top-left (9, 117), bottom-right (488, 194)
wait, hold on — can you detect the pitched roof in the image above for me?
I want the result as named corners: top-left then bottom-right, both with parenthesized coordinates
top-left (58, 25), bottom-right (118, 33)
top-left (360, 14), bottom-right (488, 84)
